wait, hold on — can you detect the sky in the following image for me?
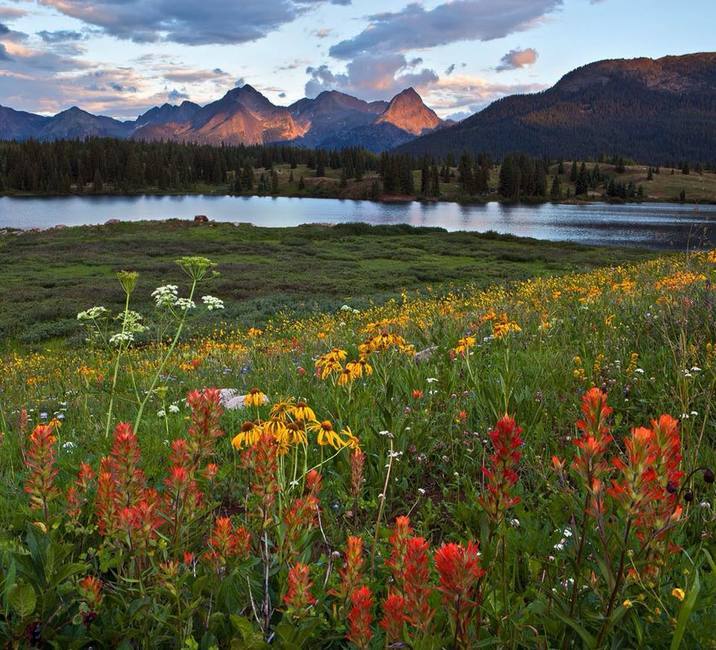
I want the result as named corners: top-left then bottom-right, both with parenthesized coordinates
top-left (0, 0), bottom-right (714, 121)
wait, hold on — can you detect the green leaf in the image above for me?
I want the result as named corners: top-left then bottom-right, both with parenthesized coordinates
top-left (2, 558), bottom-right (16, 612)
top-left (670, 570), bottom-right (701, 650)
top-left (554, 611), bottom-right (597, 649)
top-left (8, 583), bottom-right (36, 618)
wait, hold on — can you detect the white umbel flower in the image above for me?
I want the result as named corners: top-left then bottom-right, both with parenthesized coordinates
top-left (202, 295), bottom-right (225, 311)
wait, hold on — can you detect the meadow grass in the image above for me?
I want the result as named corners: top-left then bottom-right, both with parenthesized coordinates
top-left (0, 221), bottom-right (655, 346)
top-left (0, 245), bottom-right (714, 647)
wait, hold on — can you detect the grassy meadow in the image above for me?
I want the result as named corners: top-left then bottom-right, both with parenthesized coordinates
top-left (0, 221), bottom-right (656, 346)
top-left (0, 232), bottom-right (714, 647)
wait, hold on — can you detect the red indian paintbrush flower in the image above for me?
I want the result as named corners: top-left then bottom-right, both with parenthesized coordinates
top-left (283, 493), bottom-right (319, 563)
top-left (572, 389), bottom-right (613, 477)
top-left (479, 415), bottom-right (523, 521)
top-left (386, 515), bottom-right (413, 577)
top-left (186, 388), bottom-right (224, 467)
top-left (332, 535), bottom-right (365, 601)
top-left (608, 415), bottom-right (683, 573)
top-left (78, 576), bottom-right (103, 607)
top-left (380, 593), bottom-right (407, 642)
top-left (435, 541), bottom-right (485, 644)
top-left (401, 536), bottom-right (434, 633)
top-left (571, 388), bottom-right (614, 517)
top-left (242, 431), bottom-right (279, 518)
top-left (205, 516), bottom-right (251, 568)
top-left (347, 586), bottom-right (374, 649)
top-left (66, 462), bottom-right (96, 523)
top-left (284, 563), bottom-right (316, 615)
top-left (107, 422), bottom-right (146, 509)
top-left (350, 447), bottom-right (365, 503)
top-left (24, 422), bottom-right (60, 517)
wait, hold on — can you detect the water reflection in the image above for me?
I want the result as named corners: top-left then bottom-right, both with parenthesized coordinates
top-left (0, 195), bottom-right (714, 250)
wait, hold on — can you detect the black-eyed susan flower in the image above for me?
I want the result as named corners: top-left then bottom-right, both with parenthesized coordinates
top-left (270, 398), bottom-right (295, 422)
top-left (309, 420), bottom-right (345, 449)
top-left (346, 358), bottom-right (372, 379)
top-left (337, 367), bottom-right (354, 386)
top-left (231, 420), bottom-right (263, 449)
top-left (291, 401), bottom-right (316, 422)
top-left (341, 426), bottom-right (360, 450)
top-left (244, 388), bottom-right (267, 408)
top-left (453, 335), bottom-right (476, 357)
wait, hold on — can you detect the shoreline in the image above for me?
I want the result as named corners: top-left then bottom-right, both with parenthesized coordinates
top-left (2, 188), bottom-right (716, 208)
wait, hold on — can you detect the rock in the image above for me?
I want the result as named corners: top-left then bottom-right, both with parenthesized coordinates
top-left (105, 218), bottom-right (121, 225)
top-left (219, 389), bottom-right (245, 411)
top-left (219, 388), bottom-right (270, 411)
top-left (194, 215), bottom-right (209, 223)
top-left (414, 346), bottom-right (438, 364)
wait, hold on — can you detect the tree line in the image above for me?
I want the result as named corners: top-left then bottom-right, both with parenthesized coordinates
top-left (0, 138), bottom-right (710, 201)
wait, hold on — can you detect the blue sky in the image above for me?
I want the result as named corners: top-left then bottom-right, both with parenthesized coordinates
top-left (0, 0), bottom-right (713, 120)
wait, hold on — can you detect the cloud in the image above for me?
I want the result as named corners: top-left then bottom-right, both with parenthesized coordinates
top-left (306, 53), bottom-right (438, 99)
top-left (37, 30), bottom-right (86, 43)
top-left (445, 64), bottom-right (456, 76)
top-left (424, 74), bottom-right (546, 115)
top-left (167, 88), bottom-right (190, 102)
top-left (0, 43), bottom-right (11, 61)
top-left (329, 0), bottom-right (562, 59)
top-left (0, 7), bottom-right (27, 21)
top-left (39, 0), bottom-right (353, 46)
top-left (496, 47), bottom-right (538, 71)
top-left (312, 28), bottom-right (332, 39)
top-left (159, 66), bottom-right (231, 83)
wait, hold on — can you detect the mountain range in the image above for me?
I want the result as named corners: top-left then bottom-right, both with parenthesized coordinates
top-left (0, 86), bottom-right (445, 153)
top-left (399, 52), bottom-right (716, 162)
top-left (1, 52), bottom-right (715, 160)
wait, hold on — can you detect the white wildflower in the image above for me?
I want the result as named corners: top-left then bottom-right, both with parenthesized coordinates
top-left (202, 295), bottom-right (224, 311)
top-left (152, 284), bottom-right (179, 308)
top-left (109, 331), bottom-right (134, 346)
top-left (175, 298), bottom-right (196, 311)
top-left (77, 306), bottom-right (108, 321)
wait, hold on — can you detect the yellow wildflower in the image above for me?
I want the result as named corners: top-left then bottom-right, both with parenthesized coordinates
top-left (244, 388), bottom-right (267, 408)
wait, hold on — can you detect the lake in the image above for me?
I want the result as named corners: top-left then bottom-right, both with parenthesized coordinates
top-left (1, 195), bottom-right (715, 249)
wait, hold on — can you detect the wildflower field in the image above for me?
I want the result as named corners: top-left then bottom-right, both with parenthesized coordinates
top-left (0, 247), bottom-right (715, 648)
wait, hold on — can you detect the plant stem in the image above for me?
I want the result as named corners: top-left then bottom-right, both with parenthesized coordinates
top-left (596, 518), bottom-right (632, 647)
top-left (105, 289), bottom-right (131, 438)
top-left (134, 279), bottom-right (197, 433)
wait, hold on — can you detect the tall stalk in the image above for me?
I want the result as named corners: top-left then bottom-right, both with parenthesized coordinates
top-left (134, 277), bottom-right (197, 434)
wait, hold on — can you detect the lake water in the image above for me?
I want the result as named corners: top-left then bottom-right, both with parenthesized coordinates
top-left (1, 195), bottom-right (715, 249)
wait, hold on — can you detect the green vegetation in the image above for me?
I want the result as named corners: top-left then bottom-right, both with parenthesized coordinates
top-left (3, 138), bottom-right (716, 204)
top-left (0, 220), bottom-right (656, 345)
top-left (0, 249), bottom-right (714, 647)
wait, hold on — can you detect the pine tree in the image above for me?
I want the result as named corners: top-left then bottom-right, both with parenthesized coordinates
top-left (93, 168), bottom-right (103, 193)
top-left (298, 175), bottom-right (305, 191)
top-left (550, 175), bottom-right (561, 200)
top-left (570, 161), bottom-right (578, 182)
top-left (430, 165), bottom-right (440, 197)
top-left (420, 159), bottom-right (430, 195)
